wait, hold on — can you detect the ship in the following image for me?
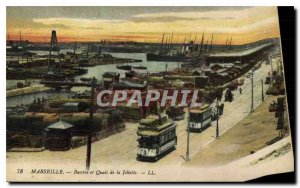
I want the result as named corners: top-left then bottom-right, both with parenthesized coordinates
top-left (146, 52), bottom-right (197, 62)
top-left (133, 65), bottom-right (147, 70)
top-left (116, 64), bottom-right (132, 71)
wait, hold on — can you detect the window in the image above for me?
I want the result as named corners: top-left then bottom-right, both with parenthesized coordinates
top-left (161, 135), bottom-right (165, 144)
top-left (165, 133), bottom-right (169, 142)
top-left (171, 129), bottom-right (175, 138)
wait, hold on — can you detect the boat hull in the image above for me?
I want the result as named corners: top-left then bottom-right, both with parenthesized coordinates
top-left (146, 53), bottom-right (197, 62)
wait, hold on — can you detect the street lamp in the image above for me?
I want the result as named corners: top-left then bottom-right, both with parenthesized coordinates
top-left (246, 69), bottom-right (254, 113)
top-left (86, 77), bottom-right (96, 170)
top-left (269, 57), bottom-right (274, 86)
top-left (261, 79), bottom-right (264, 102)
top-left (185, 106), bottom-right (190, 161)
top-left (215, 99), bottom-right (220, 139)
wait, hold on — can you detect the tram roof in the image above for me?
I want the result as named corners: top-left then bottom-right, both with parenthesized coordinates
top-left (190, 104), bottom-right (210, 113)
top-left (137, 121), bottom-right (175, 136)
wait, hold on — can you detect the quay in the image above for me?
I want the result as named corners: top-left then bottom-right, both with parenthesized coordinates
top-left (6, 85), bottom-right (53, 98)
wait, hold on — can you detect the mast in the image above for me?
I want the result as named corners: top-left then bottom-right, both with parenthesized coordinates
top-left (209, 33), bottom-right (214, 52)
top-left (86, 44), bottom-right (89, 58)
top-left (167, 35), bottom-right (171, 51)
top-left (19, 31), bottom-right (22, 47)
top-left (170, 32), bottom-right (173, 50)
top-left (225, 37), bottom-right (228, 48)
top-left (204, 39), bottom-right (209, 53)
top-left (7, 33), bottom-right (9, 45)
top-left (73, 41), bottom-right (77, 54)
top-left (164, 36), bottom-right (168, 53)
top-left (160, 33), bottom-right (165, 51)
top-left (182, 35), bottom-right (186, 53)
top-left (198, 32), bottom-right (205, 57)
top-left (18, 31), bottom-right (21, 62)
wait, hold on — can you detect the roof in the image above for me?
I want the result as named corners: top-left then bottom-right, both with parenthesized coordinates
top-left (208, 43), bottom-right (272, 58)
top-left (137, 121), bottom-right (175, 136)
top-left (47, 120), bottom-right (73, 130)
top-left (190, 104), bottom-right (210, 113)
top-left (223, 63), bottom-right (235, 68)
top-left (203, 68), bottom-right (212, 72)
top-left (233, 65), bottom-right (243, 70)
top-left (112, 80), bottom-right (146, 90)
top-left (216, 68), bottom-right (228, 74)
top-left (217, 72), bottom-right (229, 77)
top-left (62, 102), bottom-right (79, 107)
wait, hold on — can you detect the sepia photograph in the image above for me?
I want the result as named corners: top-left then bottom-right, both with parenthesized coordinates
top-left (5, 5), bottom-right (295, 182)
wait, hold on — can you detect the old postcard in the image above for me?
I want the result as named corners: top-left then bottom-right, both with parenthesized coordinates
top-left (6, 6), bottom-right (294, 182)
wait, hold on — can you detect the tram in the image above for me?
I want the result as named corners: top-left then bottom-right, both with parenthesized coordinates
top-left (137, 114), bottom-right (177, 161)
top-left (188, 104), bottom-right (212, 132)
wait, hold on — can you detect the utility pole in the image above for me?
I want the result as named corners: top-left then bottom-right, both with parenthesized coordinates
top-left (270, 57), bottom-right (273, 86)
top-left (86, 77), bottom-right (96, 170)
top-left (261, 79), bottom-right (264, 102)
top-left (186, 106), bottom-right (190, 161)
top-left (216, 99), bottom-right (220, 139)
top-left (247, 70), bottom-right (254, 113)
top-left (250, 72), bottom-right (254, 112)
top-left (276, 59), bottom-right (280, 74)
top-left (250, 71), bottom-right (254, 112)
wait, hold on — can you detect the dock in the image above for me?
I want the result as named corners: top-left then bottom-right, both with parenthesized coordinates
top-left (6, 85), bottom-right (53, 98)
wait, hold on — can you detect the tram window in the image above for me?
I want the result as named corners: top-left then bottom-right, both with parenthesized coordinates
top-left (161, 135), bottom-right (165, 144)
top-left (190, 113), bottom-right (201, 122)
top-left (172, 129), bottom-right (175, 138)
top-left (165, 133), bottom-right (169, 142)
top-left (203, 110), bottom-right (211, 120)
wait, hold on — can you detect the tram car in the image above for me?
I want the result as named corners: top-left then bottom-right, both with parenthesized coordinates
top-left (188, 104), bottom-right (212, 132)
top-left (137, 114), bottom-right (177, 161)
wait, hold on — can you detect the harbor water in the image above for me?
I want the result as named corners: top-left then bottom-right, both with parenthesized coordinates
top-left (7, 52), bottom-right (183, 106)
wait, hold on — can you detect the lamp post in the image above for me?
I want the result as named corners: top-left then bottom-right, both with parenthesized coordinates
top-left (185, 106), bottom-right (190, 161)
top-left (216, 99), bottom-right (220, 139)
top-left (86, 77), bottom-right (96, 170)
top-left (270, 57), bottom-right (273, 86)
top-left (261, 79), bottom-right (264, 102)
top-left (246, 70), bottom-right (254, 113)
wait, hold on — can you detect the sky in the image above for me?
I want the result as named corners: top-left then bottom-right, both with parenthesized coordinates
top-left (6, 6), bottom-right (280, 44)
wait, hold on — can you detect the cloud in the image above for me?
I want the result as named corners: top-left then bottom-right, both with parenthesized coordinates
top-left (129, 16), bottom-right (235, 23)
top-left (72, 26), bottom-right (103, 30)
top-left (6, 7), bottom-right (279, 44)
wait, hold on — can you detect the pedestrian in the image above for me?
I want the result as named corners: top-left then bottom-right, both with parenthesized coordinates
top-left (239, 87), bottom-right (242, 94)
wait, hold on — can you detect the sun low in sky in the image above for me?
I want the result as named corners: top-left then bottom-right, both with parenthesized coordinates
top-left (6, 6), bottom-right (280, 45)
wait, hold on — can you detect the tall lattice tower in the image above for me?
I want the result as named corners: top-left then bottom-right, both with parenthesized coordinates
top-left (48, 30), bottom-right (59, 73)
top-left (50, 30), bottom-right (58, 50)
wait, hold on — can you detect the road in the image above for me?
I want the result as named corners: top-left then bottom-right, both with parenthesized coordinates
top-left (7, 58), bottom-right (280, 181)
